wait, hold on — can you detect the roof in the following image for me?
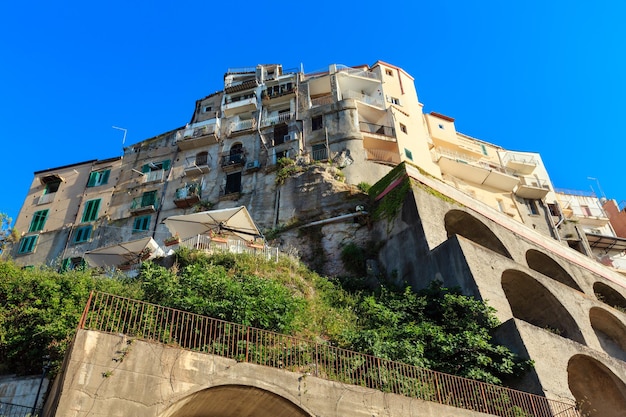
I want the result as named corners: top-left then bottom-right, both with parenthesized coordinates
top-left (586, 233), bottom-right (626, 252)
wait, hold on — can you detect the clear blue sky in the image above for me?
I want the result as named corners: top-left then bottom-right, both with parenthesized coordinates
top-left (2, 1), bottom-right (625, 223)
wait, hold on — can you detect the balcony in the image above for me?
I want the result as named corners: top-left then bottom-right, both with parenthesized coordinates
top-left (183, 155), bottom-right (210, 178)
top-left (335, 65), bottom-right (381, 81)
top-left (144, 170), bottom-right (165, 183)
top-left (227, 118), bottom-right (257, 135)
top-left (220, 149), bottom-right (246, 172)
top-left (223, 96), bottom-right (257, 117)
top-left (261, 112), bottom-right (294, 127)
top-left (514, 176), bottom-right (550, 199)
top-left (311, 94), bottom-right (334, 107)
top-left (359, 122), bottom-right (395, 140)
top-left (502, 153), bottom-right (537, 175)
top-left (130, 195), bottom-right (160, 215)
top-left (262, 83), bottom-right (295, 101)
top-left (174, 184), bottom-right (201, 208)
top-left (365, 148), bottom-right (401, 165)
top-left (343, 90), bottom-right (384, 109)
top-left (434, 147), bottom-right (519, 191)
top-left (175, 121), bottom-right (220, 150)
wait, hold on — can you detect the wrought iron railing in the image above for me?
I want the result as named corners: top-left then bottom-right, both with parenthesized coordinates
top-left (79, 292), bottom-right (580, 417)
top-left (0, 401), bottom-right (40, 417)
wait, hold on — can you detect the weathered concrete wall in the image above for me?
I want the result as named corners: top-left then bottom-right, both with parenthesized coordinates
top-left (0, 374), bottom-right (48, 409)
top-left (48, 330), bottom-right (492, 417)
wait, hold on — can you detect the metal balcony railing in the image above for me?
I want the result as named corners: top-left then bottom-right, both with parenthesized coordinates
top-left (228, 118), bottom-right (257, 134)
top-left (144, 170), bottom-right (165, 183)
top-left (175, 184), bottom-right (201, 200)
top-left (261, 112), bottom-right (294, 127)
top-left (79, 292), bottom-right (580, 417)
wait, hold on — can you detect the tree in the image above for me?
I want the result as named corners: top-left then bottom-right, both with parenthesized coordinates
top-left (336, 281), bottom-right (532, 385)
top-left (0, 213), bottom-right (15, 255)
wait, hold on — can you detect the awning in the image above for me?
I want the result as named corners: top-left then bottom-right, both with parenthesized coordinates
top-left (84, 237), bottom-right (163, 267)
top-left (586, 233), bottom-right (626, 252)
top-left (163, 206), bottom-right (262, 242)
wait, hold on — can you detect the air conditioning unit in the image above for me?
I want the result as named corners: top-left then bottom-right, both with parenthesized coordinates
top-left (283, 132), bottom-right (298, 142)
top-left (246, 160), bottom-right (260, 169)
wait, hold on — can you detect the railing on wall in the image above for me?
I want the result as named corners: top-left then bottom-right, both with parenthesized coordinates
top-left (79, 292), bottom-right (580, 417)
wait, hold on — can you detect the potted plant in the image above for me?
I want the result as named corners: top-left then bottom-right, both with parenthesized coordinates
top-left (139, 247), bottom-right (153, 261)
top-left (210, 230), bottom-right (228, 243)
top-left (164, 234), bottom-right (180, 247)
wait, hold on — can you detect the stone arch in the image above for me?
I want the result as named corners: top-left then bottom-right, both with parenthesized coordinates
top-left (593, 282), bottom-right (626, 311)
top-left (160, 384), bottom-right (313, 417)
top-left (589, 307), bottom-right (626, 362)
top-left (568, 355), bottom-right (626, 417)
top-left (501, 269), bottom-right (586, 345)
top-left (444, 210), bottom-right (512, 259)
top-left (525, 249), bottom-right (582, 292)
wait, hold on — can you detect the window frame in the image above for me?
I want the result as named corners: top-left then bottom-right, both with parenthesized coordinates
top-left (82, 199), bottom-right (101, 222)
top-left (312, 115), bottom-right (323, 131)
top-left (29, 209), bottom-right (49, 232)
top-left (18, 235), bottom-right (38, 254)
top-left (87, 169), bottom-right (111, 187)
top-left (73, 225), bottom-right (93, 244)
top-left (133, 215), bottom-right (151, 233)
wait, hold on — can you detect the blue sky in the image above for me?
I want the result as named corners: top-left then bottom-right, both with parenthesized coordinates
top-left (1, 1), bottom-right (625, 223)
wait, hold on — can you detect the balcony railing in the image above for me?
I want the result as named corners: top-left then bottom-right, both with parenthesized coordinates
top-left (311, 95), bottom-right (334, 107)
top-left (343, 90), bottom-right (384, 108)
top-left (261, 112), bottom-right (294, 127)
top-left (359, 122), bottom-right (395, 138)
top-left (220, 149), bottom-right (246, 168)
top-left (174, 184), bottom-right (201, 208)
top-left (131, 196), bottom-right (160, 213)
top-left (311, 146), bottom-right (328, 161)
top-left (144, 170), bottom-right (165, 183)
top-left (183, 155), bottom-right (210, 177)
top-left (263, 84), bottom-right (295, 100)
top-left (178, 234), bottom-right (279, 260)
top-left (335, 65), bottom-right (381, 80)
top-left (365, 148), bottom-right (401, 165)
top-left (228, 118), bottom-right (257, 134)
top-left (223, 97), bottom-right (257, 116)
top-left (38, 192), bottom-right (55, 205)
top-left (79, 292), bottom-right (580, 417)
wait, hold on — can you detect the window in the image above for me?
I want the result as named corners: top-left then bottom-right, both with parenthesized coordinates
top-left (142, 160), bottom-right (170, 183)
top-left (525, 199), bottom-right (539, 215)
top-left (581, 205), bottom-right (592, 216)
top-left (196, 151), bottom-right (208, 166)
top-left (203, 105), bottom-right (212, 113)
top-left (481, 144), bottom-right (488, 156)
top-left (312, 115), bottom-right (323, 131)
top-left (60, 257), bottom-right (86, 272)
top-left (87, 170), bottom-right (110, 187)
top-left (44, 180), bottom-right (61, 195)
top-left (273, 124), bottom-right (288, 146)
top-left (385, 69), bottom-right (393, 76)
top-left (140, 191), bottom-right (157, 208)
top-left (18, 235), bottom-right (38, 254)
top-left (225, 172), bottom-right (242, 194)
top-left (404, 148), bottom-right (413, 161)
top-left (81, 199), bottom-right (101, 222)
top-left (133, 215), bottom-right (151, 232)
top-left (73, 225), bottom-right (92, 244)
top-left (29, 210), bottom-right (49, 232)
top-left (438, 124), bottom-right (444, 129)
top-left (389, 97), bottom-right (400, 105)
top-left (400, 123), bottom-right (407, 134)
top-left (547, 203), bottom-right (560, 217)
top-left (497, 199), bottom-right (505, 213)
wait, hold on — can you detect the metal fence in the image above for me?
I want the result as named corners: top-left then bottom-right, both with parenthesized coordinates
top-left (79, 292), bottom-right (580, 417)
top-left (0, 401), bottom-right (40, 417)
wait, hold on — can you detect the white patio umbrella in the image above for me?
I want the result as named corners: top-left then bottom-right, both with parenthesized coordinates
top-left (163, 206), bottom-right (262, 242)
top-left (84, 237), bottom-right (163, 267)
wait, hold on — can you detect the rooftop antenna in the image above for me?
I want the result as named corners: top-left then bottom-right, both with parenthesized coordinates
top-left (112, 126), bottom-right (128, 148)
top-left (587, 177), bottom-right (606, 200)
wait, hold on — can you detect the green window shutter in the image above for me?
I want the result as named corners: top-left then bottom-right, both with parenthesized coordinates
top-left (18, 235), bottom-right (38, 254)
top-left (133, 215), bottom-right (151, 232)
top-left (60, 258), bottom-right (72, 272)
top-left (73, 225), bottom-right (92, 243)
top-left (162, 160), bottom-right (171, 171)
top-left (29, 210), bottom-right (49, 232)
top-left (87, 172), bottom-right (97, 187)
top-left (82, 199), bottom-right (101, 222)
top-left (142, 164), bottom-right (150, 173)
top-left (141, 191), bottom-right (156, 207)
top-left (101, 169), bottom-right (110, 185)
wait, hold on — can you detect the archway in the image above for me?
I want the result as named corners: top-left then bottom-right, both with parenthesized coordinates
top-left (568, 355), bottom-right (626, 417)
top-left (525, 249), bottom-right (582, 292)
top-left (444, 210), bottom-right (512, 259)
top-left (161, 385), bottom-right (312, 417)
top-left (501, 270), bottom-right (585, 345)
top-left (593, 282), bottom-right (626, 311)
top-left (589, 307), bottom-right (626, 362)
